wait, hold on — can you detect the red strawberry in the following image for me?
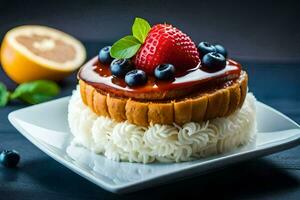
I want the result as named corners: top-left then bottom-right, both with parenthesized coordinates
top-left (133, 24), bottom-right (200, 74)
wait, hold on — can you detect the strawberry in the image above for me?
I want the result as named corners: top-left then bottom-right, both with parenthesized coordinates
top-left (133, 24), bottom-right (200, 74)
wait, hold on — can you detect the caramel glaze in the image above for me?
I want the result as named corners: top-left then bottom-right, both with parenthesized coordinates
top-left (78, 56), bottom-right (242, 100)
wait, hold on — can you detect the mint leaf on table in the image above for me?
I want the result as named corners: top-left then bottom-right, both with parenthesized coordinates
top-left (10, 80), bottom-right (60, 104)
top-left (132, 17), bottom-right (151, 43)
top-left (0, 82), bottom-right (10, 107)
top-left (110, 35), bottom-right (141, 59)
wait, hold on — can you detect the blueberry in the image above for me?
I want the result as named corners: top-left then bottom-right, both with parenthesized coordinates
top-left (154, 64), bottom-right (175, 80)
top-left (214, 44), bottom-right (228, 58)
top-left (125, 69), bottom-right (148, 87)
top-left (202, 52), bottom-right (226, 70)
top-left (110, 59), bottom-right (134, 78)
top-left (98, 46), bottom-right (113, 64)
top-left (197, 42), bottom-right (216, 58)
top-left (0, 150), bottom-right (20, 168)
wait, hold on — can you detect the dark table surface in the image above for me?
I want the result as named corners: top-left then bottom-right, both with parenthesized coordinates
top-left (1, 41), bottom-right (300, 200)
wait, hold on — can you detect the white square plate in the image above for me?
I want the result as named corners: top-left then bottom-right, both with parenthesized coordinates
top-left (8, 97), bottom-right (300, 194)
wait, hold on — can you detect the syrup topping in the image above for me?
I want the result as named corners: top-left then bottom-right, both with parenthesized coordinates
top-left (78, 57), bottom-right (241, 94)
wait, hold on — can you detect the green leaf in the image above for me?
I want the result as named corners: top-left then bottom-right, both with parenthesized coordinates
top-left (110, 35), bottom-right (141, 59)
top-left (0, 82), bottom-right (10, 107)
top-left (132, 17), bottom-right (151, 43)
top-left (11, 80), bottom-right (60, 104)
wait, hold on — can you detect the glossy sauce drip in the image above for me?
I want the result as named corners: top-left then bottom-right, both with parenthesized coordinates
top-left (78, 57), bottom-right (242, 94)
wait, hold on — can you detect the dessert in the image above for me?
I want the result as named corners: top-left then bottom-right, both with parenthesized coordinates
top-left (68, 18), bottom-right (256, 163)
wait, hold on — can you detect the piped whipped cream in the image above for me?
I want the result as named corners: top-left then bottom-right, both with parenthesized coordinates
top-left (68, 87), bottom-right (256, 163)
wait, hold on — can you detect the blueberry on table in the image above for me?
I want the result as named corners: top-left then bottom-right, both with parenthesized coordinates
top-left (214, 44), bottom-right (228, 58)
top-left (125, 69), bottom-right (148, 87)
top-left (0, 150), bottom-right (20, 168)
top-left (202, 52), bottom-right (226, 70)
top-left (197, 42), bottom-right (216, 58)
top-left (98, 46), bottom-right (113, 64)
top-left (110, 58), bottom-right (134, 78)
top-left (154, 64), bottom-right (175, 80)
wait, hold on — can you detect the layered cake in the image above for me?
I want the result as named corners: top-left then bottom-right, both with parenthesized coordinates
top-left (68, 18), bottom-right (256, 163)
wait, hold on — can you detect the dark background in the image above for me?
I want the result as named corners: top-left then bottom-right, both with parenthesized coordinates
top-left (0, 0), bottom-right (299, 62)
top-left (1, 0), bottom-right (300, 200)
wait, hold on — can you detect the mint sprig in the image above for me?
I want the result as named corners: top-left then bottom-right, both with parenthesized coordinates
top-left (132, 17), bottom-right (151, 43)
top-left (110, 17), bottom-right (151, 59)
top-left (0, 80), bottom-right (60, 107)
top-left (11, 80), bottom-right (60, 104)
top-left (0, 82), bottom-right (10, 107)
top-left (110, 36), bottom-right (141, 59)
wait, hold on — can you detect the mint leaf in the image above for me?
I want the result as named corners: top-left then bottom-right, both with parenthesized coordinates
top-left (110, 17), bottom-right (152, 59)
top-left (132, 17), bottom-right (151, 43)
top-left (0, 82), bottom-right (10, 107)
top-left (11, 80), bottom-right (60, 104)
top-left (110, 35), bottom-right (141, 59)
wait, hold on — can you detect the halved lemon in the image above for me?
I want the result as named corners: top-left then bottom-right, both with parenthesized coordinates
top-left (0, 25), bottom-right (86, 83)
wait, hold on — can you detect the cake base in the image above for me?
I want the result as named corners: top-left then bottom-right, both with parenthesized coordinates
top-left (79, 71), bottom-right (248, 127)
top-left (68, 87), bottom-right (256, 163)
